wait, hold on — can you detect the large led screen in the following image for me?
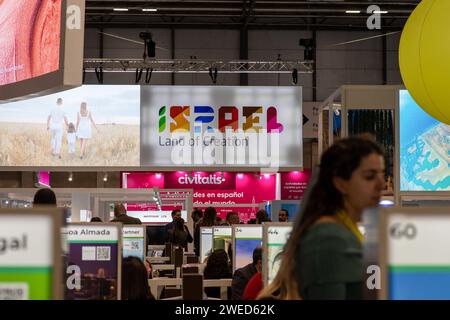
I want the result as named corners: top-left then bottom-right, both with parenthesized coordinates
top-left (0, 85), bottom-right (140, 167)
top-left (399, 90), bottom-right (450, 191)
top-left (0, 0), bottom-right (61, 86)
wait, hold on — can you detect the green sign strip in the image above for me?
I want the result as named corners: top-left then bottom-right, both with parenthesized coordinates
top-left (268, 243), bottom-right (286, 247)
top-left (123, 236), bottom-right (144, 239)
top-left (389, 265), bottom-right (450, 273)
top-left (68, 240), bottom-right (118, 244)
top-left (0, 266), bottom-right (53, 300)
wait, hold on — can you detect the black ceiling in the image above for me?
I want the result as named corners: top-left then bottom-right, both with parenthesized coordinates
top-left (85, 0), bottom-right (420, 30)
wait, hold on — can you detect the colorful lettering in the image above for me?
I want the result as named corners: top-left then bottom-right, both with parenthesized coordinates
top-left (194, 106), bottom-right (215, 133)
top-left (243, 106), bottom-right (263, 132)
top-left (267, 106), bottom-right (284, 133)
top-left (170, 106), bottom-right (190, 132)
top-left (218, 106), bottom-right (238, 132)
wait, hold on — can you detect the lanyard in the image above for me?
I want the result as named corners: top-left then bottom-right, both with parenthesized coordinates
top-left (336, 210), bottom-right (364, 243)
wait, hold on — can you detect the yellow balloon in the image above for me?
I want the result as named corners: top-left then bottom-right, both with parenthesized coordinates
top-left (399, 0), bottom-right (450, 125)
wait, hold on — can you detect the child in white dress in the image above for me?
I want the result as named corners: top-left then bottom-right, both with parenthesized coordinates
top-left (67, 123), bottom-right (76, 154)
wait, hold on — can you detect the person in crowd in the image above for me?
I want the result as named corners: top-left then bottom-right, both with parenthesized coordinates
top-left (47, 98), bottom-right (69, 159)
top-left (122, 256), bottom-right (155, 300)
top-left (191, 208), bottom-right (203, 226)
top-left (231, 247), bottom-right (262, 300)
top-left (278, 209), bottom-right (289, 222)
top-left (242, 272), bottom-right (263, 300)
top-left (203, 249), bottom-right (232, 299)
top-left (76, 102), bottom-right (98, 160)
top-left (255, 209), bottom-right (270, 224)
top-left (247, 218), bottom-right (256, 224)
top-left (194, 207), bottom-right (218, 256)
top-left (257, 135), bottom-right (386, 300)
top-left (110, 202), bottom-right (142, 224)
top-left (144, 258), bottom-right (153, 279)
top-left (220, 211), bottom-right (240, 226)
top-left (33, 188), bottom-right (57, 207)
top-left (165, 218), bottom-right (193, 251)
top-left (164, 209), bottom-right (182, 236)
top-left (215, 216), bottom-right (223, 225)
top-left (90, 217), bottom-right (102, 222)
top-left (67, 122), bottom-right (77, 155)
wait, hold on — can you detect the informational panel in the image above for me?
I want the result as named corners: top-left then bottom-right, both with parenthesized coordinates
top-left (127, 209), bottom-right (187, 224)
top-left (280, 171), bottom-right (311, 200)
top-left (212, 226), bottom-right (232, 257)
top-left (141, 86), bottom-right (303, 169)
top-left (200, 227), bottom-right (213, 264)
top-left (1, 0), bottom-right (86, 101)
top-left (399, 90), bottom-right (450, 191)
top-left (233, 225), bottom-right (263, 271)
top-left (65, 223), bottom-right (121, 300)
top-left (263, 223), bottom-right (292, 286)
top-left (0, 85), bottom-right (140, 167)
top-left (122, 225), bottom-right (146, 261)
top-left (0, 208), bottom-right (63, 300)
top-left (381, 207), bottom-right (450, 300)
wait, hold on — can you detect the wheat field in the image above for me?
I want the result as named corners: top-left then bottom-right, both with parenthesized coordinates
top-left (0, 123), bottom-right (140, 166)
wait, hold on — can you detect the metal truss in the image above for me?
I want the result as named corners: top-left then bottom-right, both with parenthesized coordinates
top-left (83, 58), bottom-right (314, 74)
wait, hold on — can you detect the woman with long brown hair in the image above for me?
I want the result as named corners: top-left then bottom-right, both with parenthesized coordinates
top-left (258, 136), bottom-right (386, 300)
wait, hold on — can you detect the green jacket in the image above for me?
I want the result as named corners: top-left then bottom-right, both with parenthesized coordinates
top-left (295, 222), bottom-right (364, 300)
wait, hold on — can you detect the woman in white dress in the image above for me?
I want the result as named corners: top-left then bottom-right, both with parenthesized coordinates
top-left (76, 102), bottom-right (98, 159)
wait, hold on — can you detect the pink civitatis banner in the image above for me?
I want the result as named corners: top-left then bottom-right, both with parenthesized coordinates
top-left (122, 172), bottom-right (276, 223)
top-left (280, 170), bottom-right (312, 200)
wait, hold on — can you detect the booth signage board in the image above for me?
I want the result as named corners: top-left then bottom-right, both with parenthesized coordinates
top-left (200, 227), bottom-right (213, 264)
top-left (232, 225), bottom-right (263, 271)
top-left (0, 208), bottom-right (63, 300)
top-left (381, 207), bottom-right (450, 300)
top-left (399, 90), bottom-right (450, 191)
top-left (141, 86), bottom-right (303, 169)
top-left (123, 172), bottom-right (276, 223)
top-left (122, 225), bottom-right (146, 261)
top-left (263, 223), bottom-right (293, 286)
top-left (65, 223), bottom-right (121, 300)
top-left (280, 171), bottom-right (311, 200)
top-left (127, 209), bottom-right (187, 225)
top-left (212, 226), bottom-right (232, 255)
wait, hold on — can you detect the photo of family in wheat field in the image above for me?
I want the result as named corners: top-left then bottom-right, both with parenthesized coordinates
top-left (0, 85), bottom-right (140, 166)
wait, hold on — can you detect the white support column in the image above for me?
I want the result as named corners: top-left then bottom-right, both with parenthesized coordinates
top-left (71, 192), bottom-right (91, 222)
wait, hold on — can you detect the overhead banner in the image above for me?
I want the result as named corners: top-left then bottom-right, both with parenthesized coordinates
top-left (0, 208), bottom-right (63, 300)
top-left (280, 170), bottom-right (311, 200)
top-left (0, 85), bottom-right (140, 167)
top-left (141, 86), bottom-right (303, 169)
top-left (123, 172), bottom-right (276, 223)
top-left (64, 223), bottom-right (121, 300)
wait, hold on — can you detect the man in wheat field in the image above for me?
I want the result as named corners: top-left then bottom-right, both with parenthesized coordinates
top-left (47, 98), bottom-right (68, 159)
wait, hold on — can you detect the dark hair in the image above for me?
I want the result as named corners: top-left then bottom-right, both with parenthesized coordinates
top-left (56, 98), bottom-right (63, 104)
top-left (252, 247), bottom-right (262, 265)
top-left (257, 135), bottom-right (385, 300)
top-left (256, 209), bottom-right (269, 224)
top-left (114, 203), bottom-right (126, 216)
top-left (171, 209), bottom-right (181, 217)
top-left (226, 212), bottom-right (238, 221)
top-left (200, 207), bottom-right (217, 227)
top-left (122, 257), bottom-right (155, 300)
top-left (279, 209), bottom-right (289, 217)
top-left (33, 188), bottom-right (57, 206)
top-left (203, 249), bottom-right (232, 279)
top-left (90, 217), bottom-right (102, 222)
top-left (192, 208), bottom-right (203, 218)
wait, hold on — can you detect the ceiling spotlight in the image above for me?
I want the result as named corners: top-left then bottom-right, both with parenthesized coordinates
top-left (113, 8), bottom-right (128, 12)
top-left (142, 8), bottom-right (157, 12)
top-left (345, 10), bottom-right (361, 14)
top-left (68, 172), bottom-right (73, 182)
top-left (103, 173), bottom-right (108, 182)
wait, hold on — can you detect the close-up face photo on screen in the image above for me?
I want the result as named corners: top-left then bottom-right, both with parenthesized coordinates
top-left (0, 0), bottom-right (62, 86)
